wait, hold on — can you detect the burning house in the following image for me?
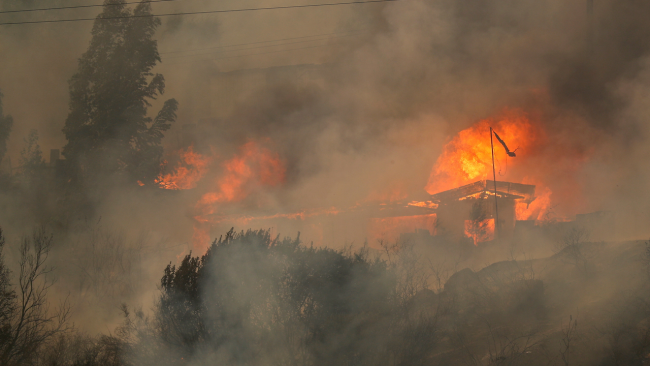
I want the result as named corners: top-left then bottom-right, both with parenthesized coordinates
top-left (430, 180), bottom-right (536, 244)
top-left (155, 111), bottom-right (618, 251)
top-left (363, 180), bottom-right (537, 247)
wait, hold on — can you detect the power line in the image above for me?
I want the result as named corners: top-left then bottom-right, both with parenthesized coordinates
top-left (159, 29), bottom-right (368, 55)
top-left (0, 0), bottom-right (398, 26)
top-left (162, 41), bottom-right (341, 65)
top-left (165, 38), bottom-right (337, 59)
top-left (0, 0), bottom-right (180, 15)
top-left (164, 37), bottom-right (341, 60)
top-left (159, 29), bottom-right (370, 64)
top-left (161, 31), bottom-right (367, 58)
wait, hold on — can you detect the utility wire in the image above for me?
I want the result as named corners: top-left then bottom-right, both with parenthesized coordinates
top-left (162, 41), bottom-right (339, 65)
top-left (164, 38), bottom-right (336, 59)
top-left (0, 0), bottom-right (180, 14)
top-left (0, 0), bottom-right (398, 26)
top-left (164, 38), bottom-right (337, 60)
top-left (162, 31), bottom-right (365, 58)
top-left (159, 29), bottom-right (368, 55)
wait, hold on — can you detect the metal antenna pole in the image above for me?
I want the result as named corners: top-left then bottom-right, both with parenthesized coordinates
top-left (490, 127), bottom-right (499, 240)
top-left (587, 0), bottom-right (594, 51)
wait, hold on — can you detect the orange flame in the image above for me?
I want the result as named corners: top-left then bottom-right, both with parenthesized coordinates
top-left (425, 110), bottom-right (579, 224)
top-left (192, 141), bottom-right (286, 252)
top-left (156, 145), bottom-right (212, 190)
top-left (426, 111), bottom-right (539, 195)
top-left (515, 178), bottom-right (552, 221)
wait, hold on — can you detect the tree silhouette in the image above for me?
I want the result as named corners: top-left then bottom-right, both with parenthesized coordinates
top-left (62, 0), bottom-right (177, 184)
top-left (0, 91), bottom-right (13, 169)
top-left (0, 228), bottom-right (70, 366)
top-left (0, 229), bottom-right (16, 354)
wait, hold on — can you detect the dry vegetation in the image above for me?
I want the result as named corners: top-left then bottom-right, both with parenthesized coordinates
top-left (1, 222), bottom-right (650, 366)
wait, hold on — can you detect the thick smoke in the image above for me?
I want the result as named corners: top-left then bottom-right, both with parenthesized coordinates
top-left (3, 0), bottom-right (650, 220)
top-left (1, 0), bottom-right (650, 364)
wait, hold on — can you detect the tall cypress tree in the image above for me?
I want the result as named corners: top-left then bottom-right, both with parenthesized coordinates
top-left (63, 0), bottom-right (177, 184)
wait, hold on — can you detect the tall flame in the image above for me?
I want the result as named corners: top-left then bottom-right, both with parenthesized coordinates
top-left (192, 141), bottom-right (286, 252)
top-left (155, 145), bottom-right (212, 190)
top-left (425, 110), bottom-right (571, 232)
top-left (426, 112), bottom-right (539, 195)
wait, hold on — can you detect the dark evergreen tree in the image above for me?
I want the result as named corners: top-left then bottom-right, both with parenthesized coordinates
top-left (62, 0), bottom-right (177, 184)
top-left (0, 91), bottom-right (13, 168)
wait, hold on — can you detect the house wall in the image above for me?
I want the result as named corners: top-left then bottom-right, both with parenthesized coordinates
top-left (436, 196), bottom-right (517, 242)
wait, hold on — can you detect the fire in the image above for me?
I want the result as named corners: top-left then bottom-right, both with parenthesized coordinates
top-left (407, 201), bottom-right (438, 209)
top-left (155, 145), bottom-right (212, 190)
top-left (426, 111), bottom-right (539, 195)
top-left (426, 110), bottom-right (573, 227)
top-left (192, 141), bottom-right (286, 252)
top-left (515, 178), bottom-right (552, 221)
top-left (173, 108), bottom-right (588, 251)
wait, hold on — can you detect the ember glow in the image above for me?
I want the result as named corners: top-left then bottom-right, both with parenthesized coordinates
top-left (155, 145), bottom-right (212, 190)
top-left (408, 201), bottom-right (438, 209)
top-left (515, 179), bottom-right (552, 221)
top-left (192, 141), bottom-right (286, 251)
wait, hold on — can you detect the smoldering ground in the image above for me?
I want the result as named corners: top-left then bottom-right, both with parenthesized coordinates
top-left (0, 0), bottom-right (650, 365)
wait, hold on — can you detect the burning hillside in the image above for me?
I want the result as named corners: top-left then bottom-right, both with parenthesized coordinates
top-left (153, 140), bottom-right (286, 251)
top-left (193, 141), bottom-right (286, 251)
top-left (148, 108), bottom-right (599, 250)
top-left (155, 145), bottom-right (212, 190)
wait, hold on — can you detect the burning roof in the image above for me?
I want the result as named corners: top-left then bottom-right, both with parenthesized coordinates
top-left (430, 180), bottom-right (536, 204)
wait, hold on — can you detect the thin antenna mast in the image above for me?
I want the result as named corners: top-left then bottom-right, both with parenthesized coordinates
top-left (490, 127), bottom-right (500, 239)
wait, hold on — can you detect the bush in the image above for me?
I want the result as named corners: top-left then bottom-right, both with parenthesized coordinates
top-left (135, 228), bottom-right (439, 366)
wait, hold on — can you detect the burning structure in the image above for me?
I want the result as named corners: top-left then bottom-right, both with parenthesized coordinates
top-left (154, 109), bottom-right (615, 251)
top-left (431, 180), bottom-right (536, 244)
